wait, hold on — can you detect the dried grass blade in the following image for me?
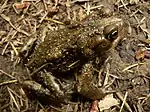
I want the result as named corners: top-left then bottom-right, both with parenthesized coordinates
top-left (7, 87), bottom-right (20, 111)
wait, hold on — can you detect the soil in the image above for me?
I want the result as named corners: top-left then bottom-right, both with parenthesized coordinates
top-left (0, 0), bottom-right (150, 112)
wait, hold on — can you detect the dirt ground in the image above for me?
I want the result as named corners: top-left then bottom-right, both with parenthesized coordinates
top-left (0, 0), bottom-right (150, 112)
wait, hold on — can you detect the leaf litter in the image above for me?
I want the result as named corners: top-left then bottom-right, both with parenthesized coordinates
top-left (0, 0), bottom-right (150, 112)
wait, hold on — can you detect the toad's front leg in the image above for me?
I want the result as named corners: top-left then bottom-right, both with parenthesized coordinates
top-left (22, 71), bottom-right (75, 104)
top-left (76, 61), bottom-right (106, 100)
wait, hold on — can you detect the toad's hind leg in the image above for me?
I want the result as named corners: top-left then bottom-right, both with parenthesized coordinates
top-left (22, 80), bottom-right (58, 104)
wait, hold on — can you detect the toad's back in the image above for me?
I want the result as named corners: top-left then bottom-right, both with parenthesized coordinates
top-left (27, 17), bottom-right (125, 71)
top-left (27, 22), bottom-right (101, 70)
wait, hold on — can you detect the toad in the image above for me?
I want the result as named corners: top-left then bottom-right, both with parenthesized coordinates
top-left (22, 9), bottom-right (126, 104)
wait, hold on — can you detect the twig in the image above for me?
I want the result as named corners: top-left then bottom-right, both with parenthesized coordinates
top-left (33, 19), bottom-right (37, 34)
top-left (1, 42), bottom-right (9, 55)
top-left (0, 0), bottom-right (8, 14)
top-left (141, 94), bottom-right (150, 105)
top-left (115, 0), bottom-right (129, 12)
top-left (86, 2), bottom-right (90, 15)
top-left (38, 101), bottom-right (46, 111)
top-left (116, 92), bottom-right (132, 112)
top-left (50, 105), bottom-right (64, 112)
top-left (68, 60), bottom-right (80, 68)
top-left (122, 63), bottom-right (144, 72)
top-left (98, 66), bottom-right (104, 87)
top-left (119, 91), bottom-right (128, 112)
top-left (7, 87), bottom-right (20, 111)
top-left (42, 0), bottom-right (47, 11)
top-left (31, 10), bottom-right (43, 16)
top-left (26, 19), bottom-right (32, 32)
top-left (0, 70), bottom-right (15, 79)
top-left (1, 14), bottom-right (31, 36)
top-left (89, 5), bottom-right (103, 10)
top-left (10, 42), bottom-right (19, 56)
top-left (0, 80), bottom-right (17, 86)
top-left (12, 4), bottom-right (19, 14)
top-left (139, 17), bottom-right (146, 26)
top-left (130, 9), bottom-right (142, 17)
top-left (66, 0), bottom-right (71, 19)
top-left (103, 63), bottom-right (110, 86)
top-left (133, 104), bottom-right (138, 112)
top-left (39, 12), bottom-right (48, 23)
top-left (120, 0), bottom-right (128, 10)
top-left (30, 63), bottom-right (51, 76)
top-left (21, 96), bottom-right (29, 112)
top-left (41, 17), bottom-right (64, 24)
top-left (8, 87), bottom-right (25, 101)
top-left (1, 29), bottom-right (18, 55)
top-left (24, 0), bottom-right (37, 1)
top-left (8, 21), bottom-right (30, 36)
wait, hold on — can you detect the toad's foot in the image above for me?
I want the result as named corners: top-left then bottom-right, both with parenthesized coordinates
top-left (22, 71), bottom-right (75, 104)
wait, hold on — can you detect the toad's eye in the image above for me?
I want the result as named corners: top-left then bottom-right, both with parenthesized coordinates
top-left (103, 24), bottom-right (118, 42)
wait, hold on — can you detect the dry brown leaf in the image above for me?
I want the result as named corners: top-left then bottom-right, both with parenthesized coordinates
top-left (144, 38), bottom-right (150, 44)
top-left (14, 2), bottom-right (30, 9)
top-left (98, 94), bottom-right (119, 111)
top-left (135, 49), bottom-right (145, 60)
top-left (47, 6), bottom-right (59, 14)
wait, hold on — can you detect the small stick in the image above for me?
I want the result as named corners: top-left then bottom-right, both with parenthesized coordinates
top-left (33, 19), bottom-right (37, 33)
top-left (89, 5), bottom-right (103, 10)
top-left (12, 4), bottom-right (19, 14)
top-left (1, 14), bottom-right (30, 36)
top-left (26, 19), bottom-right (32, 32)
top-left (120, 0), bottom-right (128, 10)
top-left (24, 0), bottom-right (37, 1)
top-left (39, 12), bottom-right (48, 23)
top-left (103, 63), bottom-right (110, 86)
top-left (86, 2), bottom-right (90, 15)
top-left (122, 63), bottom-right (144, 72)
top-left (8, 21), bottom-right (30, 36)
top-left (0, 70), bottom-right (15, 79)
top-left (0, 80), bottom-right (17, 86)
top-left (119, 91), bottom-right (128, 112)
top-left (7, 87), bottom-right (20, 111)
top-left (10, 42), bottom-right (19, 56)
top-left (66, 0), bottom-right (71, 19)
top-left (130, 9), bottom-right (139, 17)
top-left (116, 92), bottom-right (132, 112)
top-left (1, 42), bottom-right (9, 55)
top-left (41, 17), bottom-right (64, 24)
top-left (0, 0), bottom-right (8, 14)
top-left (42, 0), bottom-right (48, 11)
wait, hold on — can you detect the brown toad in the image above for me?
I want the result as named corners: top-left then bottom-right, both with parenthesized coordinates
top-left (22, 13), bottom-right (126, 104)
